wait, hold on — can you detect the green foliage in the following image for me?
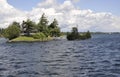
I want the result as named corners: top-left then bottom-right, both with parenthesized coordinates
top-left (37, 14), bottom-right (61, 37)
top-left (49, 27), bottom-right (61, 37)
top-left (3, 24), bottom-right (20, 40)
top-left (72, 27), bottom-right (78, 34)
top-left (67, 27), bottom-right (79, 40)
top-left (48, 19), bottom-right (61, 37)
top-left (37, 13), bottom-right (48, 32)
top-left (22, 19), bottom-right (36, 36)
top-left (79, 34), bottom-right (87, 40)
top-left (42, 27), bottom-right (50, 37)
top-left (39, 13), bottom-right (48, 26)
top-left (12, 21), bottom-right (20, 28)
top-left (67, 27), bottom-right (91, 40)
top-left (49, 19), bottom-right (58, 28)
top-left (67, 33), bottom-right (75, 40)
top-left (79, 31), bottom-right (91, 40)
top-left (37, 24), bottom-right (44, 32)
top-left (37, 13), bottom-right (50, 37)
top-left (67, 32), bottom-right (79, 40)
top-left (32, 32), bottom-right (46, 39)
top-left (85, 31), bottom-right (91, 38)
top-left (3, 13), bottom-right (61, 41)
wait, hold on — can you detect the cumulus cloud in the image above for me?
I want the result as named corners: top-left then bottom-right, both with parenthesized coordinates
top-left (0, 0), bottom-right (120, 32)
top-left (0, 0), bottom-right (27, 28)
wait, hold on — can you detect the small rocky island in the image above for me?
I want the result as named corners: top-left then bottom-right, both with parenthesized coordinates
top-left (67, 27), bottom-right (91, 40)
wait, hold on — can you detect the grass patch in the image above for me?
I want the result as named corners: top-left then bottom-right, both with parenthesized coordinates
top-left (9, 36), bottom-right (53, 42)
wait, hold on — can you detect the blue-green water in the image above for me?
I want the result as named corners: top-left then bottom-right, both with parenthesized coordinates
top-left (0, 34), bottom-right (120, 77)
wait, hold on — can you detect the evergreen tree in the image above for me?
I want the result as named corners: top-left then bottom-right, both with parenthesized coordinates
top-left (12, 21), bottom-right (20, 28)
top-left (49, 19), bottom-right (58, 28)
top-left (3, 23), bottom-right (20, 40)
top-left (50, 27), bottom-right (61, 37)
top-left (48, 19), bottom-right (61, 37)
top-left (37, 13), bottom-right (48, 32)
top-left (37, 13), bottom-right (49, 36)
top-left (85, 30), bottom-right (91, 38)
top-left (67, 27), bottom-right (92, 40)
top-left (39, 13), bottom-right (48, 26)
top-left (22, 19), bottom-right (35, 36)
top-left (72, 27), bottom-right (79, 35)
top-left (67, 27), bottom-right (79, 40)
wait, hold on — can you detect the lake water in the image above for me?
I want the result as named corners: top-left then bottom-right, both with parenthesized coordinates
top-left (0, 34), bottom-right (120, 77)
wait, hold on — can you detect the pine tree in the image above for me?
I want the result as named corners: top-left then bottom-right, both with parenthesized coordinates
top-left (37, 13), bottom-right (49, 36)
top-left (48, 19), bottom-right (61, 37)
top-left (86, 30), bottom-right (91, 38)
top-left (37, 13), bottom-right (48, 32)
top-left (22, 19), bottom-right (35, 36)
top-left (49, 19), bottom-right (58, 28)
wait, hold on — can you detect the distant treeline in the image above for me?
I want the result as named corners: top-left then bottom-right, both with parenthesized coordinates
top-left (91, 32), bottom-right (120, 34)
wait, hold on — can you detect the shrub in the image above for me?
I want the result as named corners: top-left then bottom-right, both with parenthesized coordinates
top-left (32, 32), bottom-right (46, 39)
top-left (67, 33), bottom-right (78, 40)
top-left (79, 34), bottom-right (87, 40)
top-left (50, 28), bottom-right (61, 37)
top-left (67, 27), bottom-right (79, 40)
top-left (67, 33), bottom-right (72, 40)
top-left (3, 25), bottom-right (20, 40)
top-left (85, 31), bottom-right (91, 38)
top-left (67, 27), bottom-right (91, 40)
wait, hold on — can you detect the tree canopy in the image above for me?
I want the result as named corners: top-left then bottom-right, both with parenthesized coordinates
top-left (22, 19), bottom-right (36, 36)
top-left (3, 22), bottom-right (20, 40)
top-left (2, 13), bottom-right (91, 41)
top-left (3, 13), bottom-right (61, 40)
top-left (37, 13), bottom-right (48, 32)
top-left (67, 27), bottom-right (91, 40)
top-left (48, 19), bottom-right (61, 37)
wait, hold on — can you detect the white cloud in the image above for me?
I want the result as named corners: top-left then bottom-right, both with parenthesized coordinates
top-left (71, 0), bottom-right (80, 3)
top-left (0, 0), bottom-right (27, 28)
top-left (0, 0), bottom-right (120, 32)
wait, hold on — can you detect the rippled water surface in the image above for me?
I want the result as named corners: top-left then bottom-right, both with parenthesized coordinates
top-left (0, 34), bottom-right (120, 77)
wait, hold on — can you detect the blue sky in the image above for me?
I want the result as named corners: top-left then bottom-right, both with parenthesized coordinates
top-left (8, 0), bottom-right (120, 16)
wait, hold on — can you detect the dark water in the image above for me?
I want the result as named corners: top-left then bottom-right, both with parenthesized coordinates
top-left (0, 34), bottom-right (120, 77)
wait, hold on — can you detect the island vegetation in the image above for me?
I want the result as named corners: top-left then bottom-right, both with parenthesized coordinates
top-left (2, 13), bottom-right (61, 42)
top-left (67, 27), bottom-right (91, 40)
top-left (0, 28), bottom-right (4, 37)
top-left (0, 13), bottom-right (92, 42)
